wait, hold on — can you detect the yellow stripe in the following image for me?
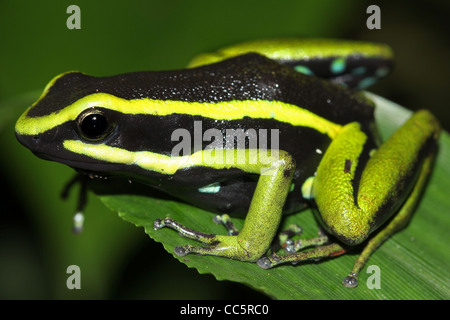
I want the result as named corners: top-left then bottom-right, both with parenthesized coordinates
top-left (188, 38), bottom-right (393, 68)
top-left (63, 140), bottom-right (283, 174)
top-left (16, 92), bottom-right (341, 138)
top-left (64, 140), bottom-right (186, 174)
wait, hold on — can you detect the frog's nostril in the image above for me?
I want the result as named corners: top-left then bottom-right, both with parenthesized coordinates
top-left (32, 135), bottom-right (40, 143)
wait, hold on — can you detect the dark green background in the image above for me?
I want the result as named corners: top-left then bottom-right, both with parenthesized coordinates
top-left (0, 0), bottom-right (448, 299)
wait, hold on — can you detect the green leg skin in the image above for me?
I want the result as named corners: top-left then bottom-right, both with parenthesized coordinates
top-left (154, 150), bottom-right (295, 262)
top-left (342, 149), bottom-right (437, 287)
top-left (261, 151), bottom-right (433, 286)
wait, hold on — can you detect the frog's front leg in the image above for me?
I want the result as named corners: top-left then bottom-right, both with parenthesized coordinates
top-left (154, 149), bottom-right (295, 261)
top-left (258, 110), bottom-right (440, 287)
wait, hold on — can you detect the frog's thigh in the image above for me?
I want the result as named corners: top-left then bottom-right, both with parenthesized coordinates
top-left (313, 110), bottom-right (440, 245)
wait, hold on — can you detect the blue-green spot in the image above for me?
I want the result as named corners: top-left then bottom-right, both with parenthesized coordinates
top-left (357, 77), bottom-right (377, 89)
top-left (375, 67), bottom-right (389, 78)
top-left (198, 182), bottom-right (221, 193)
top-left (294, 65), bottom-right (314, 75)
top-left (330, 58), bottom-right (346, 74)
top-left (351, 66), bottom-right (367, 75)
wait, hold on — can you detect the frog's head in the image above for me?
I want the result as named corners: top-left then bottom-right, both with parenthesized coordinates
top-left (16, 72), bottom-right (105, 168)
top-left (15, 71), bottom-right (176, 176)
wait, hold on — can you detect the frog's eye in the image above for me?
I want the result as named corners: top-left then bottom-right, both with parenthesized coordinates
top-left (76, 108), bottom-right (115, 141)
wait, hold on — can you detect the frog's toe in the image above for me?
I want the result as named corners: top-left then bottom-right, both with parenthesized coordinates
top-left (174, 246), bottom-right (189, 256)
top-left (283, 234), bottom-right (329, 253)
top-left (153, 218), bottom-right (165, 229)
top-left (257, 257), bottom-right (273, 269)
top-left (342, 273), bottom-right (359, 288)
top-left (283, 239), bottom-right (296, 253)
top-left (153, 217), bottom-right (218, 244)
top-left (257, 254), bottom-right (283, 269)
top-left (174, 244), bottom-right (212, 256)
top-left (213, 214), bottom-right (239, 236)
top-left (270, 224), bottom-right (303, 252)
top-left (174, 245), bottom-right (208, 256)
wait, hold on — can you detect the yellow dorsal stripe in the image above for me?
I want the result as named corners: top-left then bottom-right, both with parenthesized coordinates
top-left (16, 93), bottom-right (341, 138)
top-left (188, 38), bottom-right (393, 68)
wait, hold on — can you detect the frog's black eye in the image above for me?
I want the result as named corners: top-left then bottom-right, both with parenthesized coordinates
top-left (77, 108), bottom-right (114, 141)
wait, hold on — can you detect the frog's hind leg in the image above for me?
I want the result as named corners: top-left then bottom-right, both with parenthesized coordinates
top-left (258, 110), bottom-right (440, 287)
top-left (342, 146), bottom-right (437, 287)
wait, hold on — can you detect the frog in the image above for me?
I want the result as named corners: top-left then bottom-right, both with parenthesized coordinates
top-left (15, 38), bottom-right (440, 287)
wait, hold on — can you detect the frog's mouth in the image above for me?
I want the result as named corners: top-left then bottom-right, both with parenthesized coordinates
top-left (32, 148), bottom-right (126, 176)
top-left (31, 149), bottom-right (97, 168)
top-left (16, 131), bottom-right (109, 170)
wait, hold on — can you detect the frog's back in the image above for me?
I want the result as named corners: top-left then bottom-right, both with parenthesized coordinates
top-left (27, 53), bottom-right (375, 124)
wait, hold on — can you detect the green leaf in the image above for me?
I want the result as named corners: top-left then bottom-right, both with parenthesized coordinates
top-left (100, 93), bottom-right (450, 299)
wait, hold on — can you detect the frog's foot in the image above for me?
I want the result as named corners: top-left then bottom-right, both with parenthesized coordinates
top-left (269, 224), bottom-right (329, 254)
top-left (260, 228), bottom-right (345, 269)
top-left (154, 216), bottom-right (261, 261)
top-left (283, 228), bottom-right (330, 254)
top-left (154, 217), bottom-right (217, 246)
top-left (257, 242), bottom-right (347, 270)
